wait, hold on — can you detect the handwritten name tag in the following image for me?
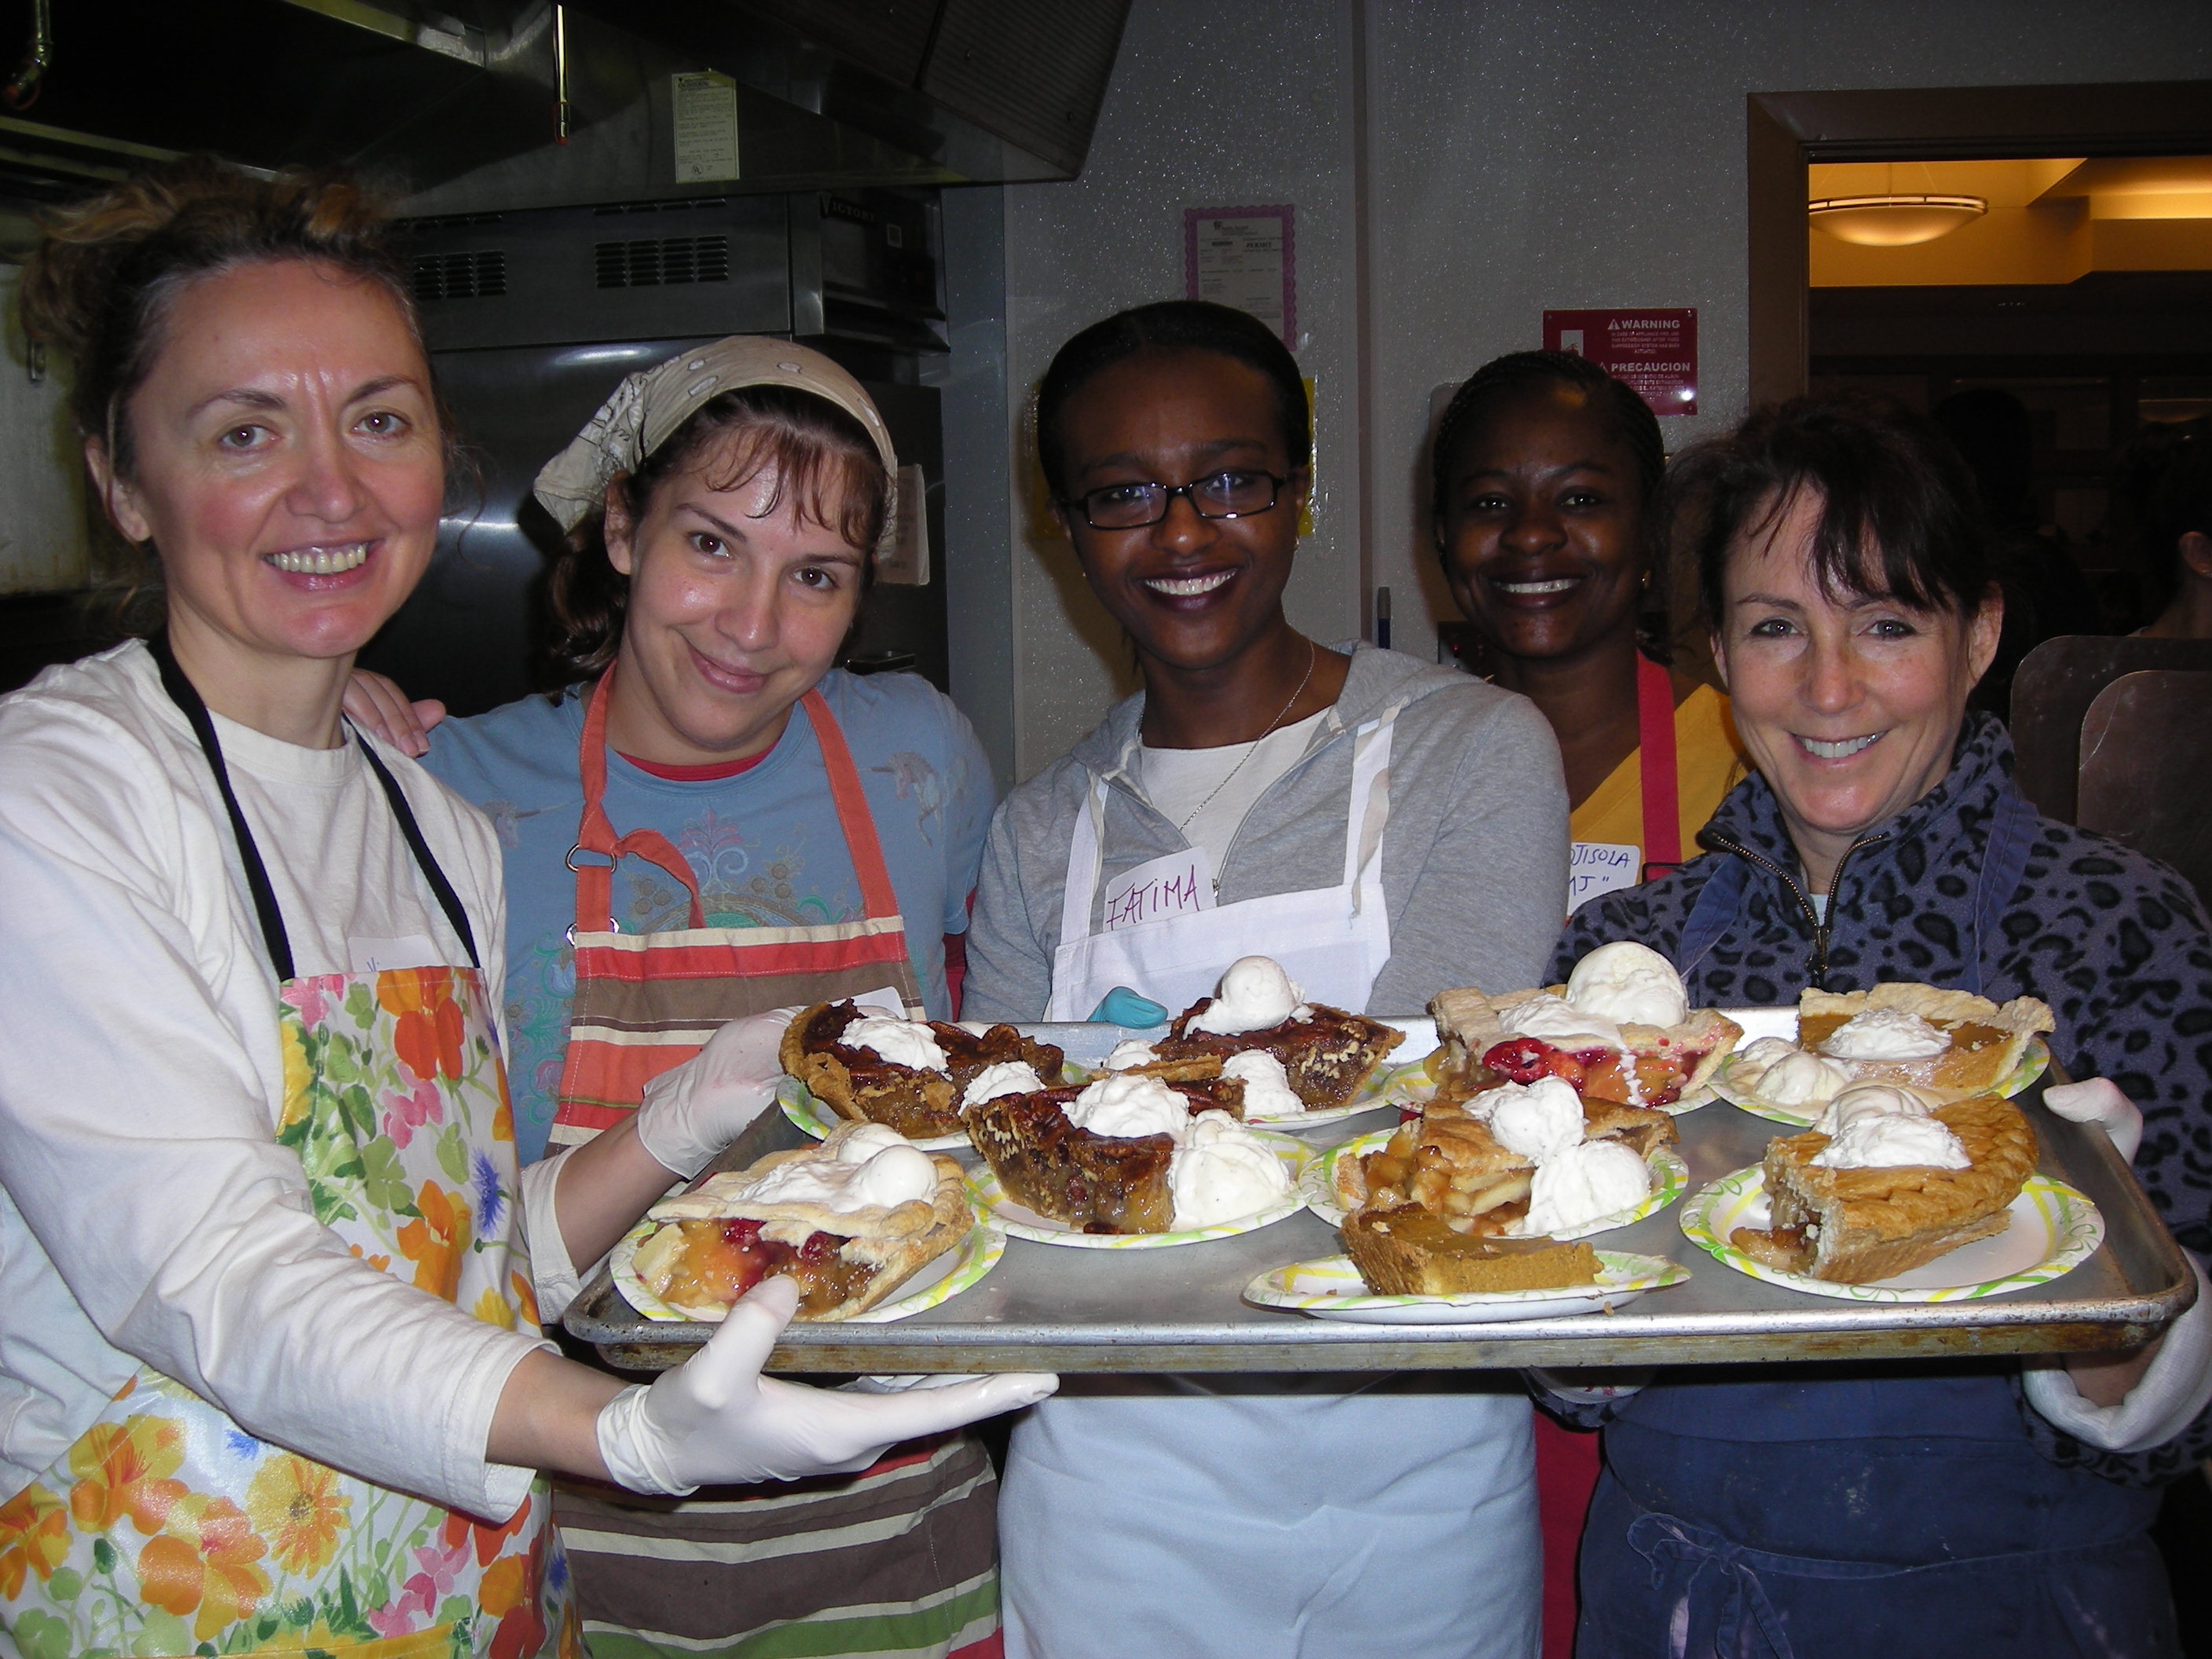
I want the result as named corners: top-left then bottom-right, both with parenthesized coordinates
top-left (1102, 847), bottom-right (1216, 932)
top-left (1568, 841), bottom-right (1640, 912)
top-left (350, 934), bottom-right (441, 976)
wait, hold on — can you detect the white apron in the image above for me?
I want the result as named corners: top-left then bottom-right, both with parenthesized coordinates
top-left (1006, 705), bottom-right (1542, 1659)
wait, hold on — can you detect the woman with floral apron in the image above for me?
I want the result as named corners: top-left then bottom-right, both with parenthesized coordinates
top-left (364, 339), bottom-right (1011, 1657)
top-left (0, 163), bottom-right (1046, 1659)
top-left (964, 301), bottom-right (1570, 1657)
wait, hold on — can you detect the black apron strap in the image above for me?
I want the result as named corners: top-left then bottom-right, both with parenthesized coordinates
top-left (353, 735), bottom-right (482, 971)
top-left (148, 633), bottom-right (481, 980)
top-left (148, 631), bottom-right (296, 980)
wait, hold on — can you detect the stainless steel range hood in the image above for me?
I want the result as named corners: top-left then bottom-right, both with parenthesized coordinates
top-left (0, 0), bottom-right (1130, 211)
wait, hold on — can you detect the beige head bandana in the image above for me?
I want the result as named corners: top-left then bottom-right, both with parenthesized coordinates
top-left (532, 337), bottom-right (900, 551)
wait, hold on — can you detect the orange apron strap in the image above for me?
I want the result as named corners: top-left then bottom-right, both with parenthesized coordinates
top-left (804, 688), bottom-right (902, 921)
top-left (572, 667), bottom-right (707, 932)
top-left (1636, 652), bottom-right (1682, 879)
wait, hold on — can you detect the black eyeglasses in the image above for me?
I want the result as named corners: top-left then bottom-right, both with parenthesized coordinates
top-left (1061, 469), bottom-right (1288, 530)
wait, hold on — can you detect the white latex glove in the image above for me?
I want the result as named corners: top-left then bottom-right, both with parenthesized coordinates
top-left (635, 1007), bottom-right (804, 1178)
top-left (595, 1276), bottom-right (1057, 1493)
top-left (2044, 1078), bottom-right (2144, 1163)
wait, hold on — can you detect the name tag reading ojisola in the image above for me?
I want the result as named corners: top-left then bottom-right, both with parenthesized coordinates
top-left (1568, 841), bottom-right (1640, 912)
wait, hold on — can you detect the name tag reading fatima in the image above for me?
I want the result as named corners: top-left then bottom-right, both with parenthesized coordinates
top-left (1569, 841), bottom-right (1640, 912)
top-left (1102, 847), bottom-right (1218, 932)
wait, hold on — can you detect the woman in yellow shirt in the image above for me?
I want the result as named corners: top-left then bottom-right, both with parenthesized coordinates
top-left (1433, 350), bottom-right (1741, 907)
top-left (1430, 349), bottom-right (1742, 1658)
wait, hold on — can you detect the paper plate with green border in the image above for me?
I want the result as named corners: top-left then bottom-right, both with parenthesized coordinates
top-left (1243, 1251), bottom-right (1688, 1324)
top-left (610, 1204), bottom-right (1004, 1324)
top-left (1302, 1127), bottom-right (1688, 1239)
top-left (1679, 1164), bottom-right (2100, 1302)
top-left (969, 1130), bottom-right (1311, 1248)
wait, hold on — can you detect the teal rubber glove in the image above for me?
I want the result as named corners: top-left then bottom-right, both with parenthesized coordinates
top-left (1086, 987), bottom-right (1169, 1028)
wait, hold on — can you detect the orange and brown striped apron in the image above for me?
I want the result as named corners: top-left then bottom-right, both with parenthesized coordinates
top-left (548, 668), bottom-right (925, 1151)
top-left (541, 668), bottom-right (996, 1659)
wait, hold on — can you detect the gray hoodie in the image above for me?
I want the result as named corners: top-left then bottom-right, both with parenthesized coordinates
top-left (965, 643), bottom-right (1569, 1020)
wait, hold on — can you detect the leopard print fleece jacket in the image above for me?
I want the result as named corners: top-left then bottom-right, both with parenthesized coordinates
top-left (1552, 710), bottom-right (2212, 1485)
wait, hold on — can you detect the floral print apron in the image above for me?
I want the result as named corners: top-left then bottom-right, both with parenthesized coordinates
top-left (0, 638), bottom-right (577, 1659)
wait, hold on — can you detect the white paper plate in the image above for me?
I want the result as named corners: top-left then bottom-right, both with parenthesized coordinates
top-left (610, 1206), bottom-right (1003, 1324)
top-left (1301, 1128), bottom-right (1688, 1240)
top-left (1711, 1038), bottom-right (2052, 1128)
top-left (969, 1131), bottom-right (1311, 1248)
top-left (1244, 1251), bottom-right (1688, 1324)
top-left (777, 1075), bottom-right (972, 1152)
top-left (1678, 1165), bottom-right (2101, 1301)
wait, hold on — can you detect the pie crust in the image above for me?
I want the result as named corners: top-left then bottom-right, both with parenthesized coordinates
top-left (1342, 1203), bottom-right (1599, 1295)
top-left (1153, 999), bottom-right (1404, 1110)
top-left (782, 1001), bottom-right (1066, 1138)
top-left (1730, 1095), bottom-right (2038, 1283)
top-left (632, 1122), bottom-right (970, 1320)
top-left (964, 1079), bottom-right (1245, 1234)
top-left (1429, 985), bottom-right (1741, 1110)
top-left (1793, 984), bottom-right (2053, 1101)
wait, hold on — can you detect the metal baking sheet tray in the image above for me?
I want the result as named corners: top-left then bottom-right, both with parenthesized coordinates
top-left (563, 1016), bottom-right (2196, 1373)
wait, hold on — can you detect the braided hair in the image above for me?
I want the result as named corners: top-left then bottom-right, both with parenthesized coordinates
top-left (1428, 350), bottom-right (1666, 558)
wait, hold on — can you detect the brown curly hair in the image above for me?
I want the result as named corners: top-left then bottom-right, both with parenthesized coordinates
top-left (18, 156), bottom-right (454, 620)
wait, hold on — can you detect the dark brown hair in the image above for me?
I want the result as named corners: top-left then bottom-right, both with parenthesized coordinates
top-left (547, 383), bottom-right (891, 676)
top-left (16, 156), bottom-right (450, 624)
top-left (1674, 391), bottom-right (1993, 628)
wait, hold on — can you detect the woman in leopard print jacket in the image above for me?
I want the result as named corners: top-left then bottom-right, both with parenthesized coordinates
top-left (1551, 394), bottom-right (2212, 1659)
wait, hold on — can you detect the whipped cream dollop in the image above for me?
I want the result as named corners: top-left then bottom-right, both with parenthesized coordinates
top-left (961, 1060), bottom-right (1046, 1108)
top-left (956, 1020), bottom-right (997, 1038)
top-left (1497, 993), bottom-right (1625, 1052)
top-left (1758, 1049), bottom-right (1854, 1108)
top-left (1820, 1006), bottom-right (1948, 1063)
top-left (1811, 1108), bottom-right (1968, 1170)
top-left (1103, 1038), bottom-right (1161, 1071)
top-left (1221, 1049), bottom-right (1302, 1118)
top-left (1811, 1082), bottom-right (1937, 1137)
top-left (1064, 1072), bottom-right (1191, 1139)
top-left (1190, 956), bottom-right (1313, 1036)
top-left (843, 1016), bottom-right (949, 1072)
top-left (728, 1134), bottom-right (939, 1212)
top-left (1480, 1075), bottom-right (1588, 1162)
top-left (1168, 1110), bottom-right (1291, 1227)
top-left (1520, 1138), bottom-right (1653, 1236)
top-left (1565, 942), bottom-right (1690, 1029)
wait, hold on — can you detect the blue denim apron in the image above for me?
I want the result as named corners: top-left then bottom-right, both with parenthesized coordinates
top-left (1578, 783), bottom-right (2179, 1658)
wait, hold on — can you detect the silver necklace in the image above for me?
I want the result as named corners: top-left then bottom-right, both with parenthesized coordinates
top-left (1174, 639), bottom-right (1319, 835)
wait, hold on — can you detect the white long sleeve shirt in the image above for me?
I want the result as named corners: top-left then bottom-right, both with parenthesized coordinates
top-left (0, 643), bottom-right (549, 1518)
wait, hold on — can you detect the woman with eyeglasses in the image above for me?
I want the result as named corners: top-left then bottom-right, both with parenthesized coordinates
top-left (962, 300), bottom-right (1570, 1658)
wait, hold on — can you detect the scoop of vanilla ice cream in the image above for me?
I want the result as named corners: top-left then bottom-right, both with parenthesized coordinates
top-left (1811, 1082), bottom-right (1937, 1137)
top-left (1811, 1110), bottom-right (1969, 1170)
top-left (1733, 1036), bottom-right (1800, 1080)
top-left (843, 1016), bottom-right (949, 1071)
top-left (1758, 1049), bottom-right (1854, 1108)
top-left (961, 1060), bottom-right (1045, 1108)
top-left (1497, 992), bottom-right (1625, 1052)
top-left (1168, 1111), bottom-right (1291, 1227)
top-left (1190, 956), bottom-right (1312, 1035)
top-left (832, 1123), bottom-right (909, 1161)
top-left (1566, 941), bottom-right (1690, 1029)
top-left (1483, 1075), bottom-right (1588, 1162)
top-left (1064, 1071), bottom-right (1190, 1139)
top-left (1103, 1039), bottom-right (1160, 1071)
top-left (1520, 1138), bottom-right (1653, 1236)
top-left (1221, 1049), bottom-right (1303, 1117)
top-left (1819, 1006), bottom-right (1948, 1062)
top-left (735, 1141), bottom-right (940, 1210)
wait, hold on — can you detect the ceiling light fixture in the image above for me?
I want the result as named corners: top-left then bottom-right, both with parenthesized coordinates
top-left (1808, 192), bottom-right (1988, 246)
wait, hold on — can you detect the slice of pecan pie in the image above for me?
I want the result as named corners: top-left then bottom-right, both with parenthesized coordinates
top-left (964, 1078), bottom-right (1245, 1234)
top-left (781, 1000), bottom-right (1065, 1138)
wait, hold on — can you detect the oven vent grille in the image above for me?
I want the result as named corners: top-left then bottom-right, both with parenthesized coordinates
top-left (595, 235), bottom-right (731, 289)
top-left (412, 250), bottom-right (507, 302)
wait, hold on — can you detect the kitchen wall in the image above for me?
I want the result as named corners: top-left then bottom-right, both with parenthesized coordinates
top-left (977, 0), bottom-right (2212, 780)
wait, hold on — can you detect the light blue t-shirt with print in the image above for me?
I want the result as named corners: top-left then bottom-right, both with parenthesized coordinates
top-left (424, 670), bottom-right (993, 1164)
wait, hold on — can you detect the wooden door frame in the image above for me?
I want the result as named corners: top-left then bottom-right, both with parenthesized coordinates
top-left (1745, 82), bottom-right (2212, 409)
